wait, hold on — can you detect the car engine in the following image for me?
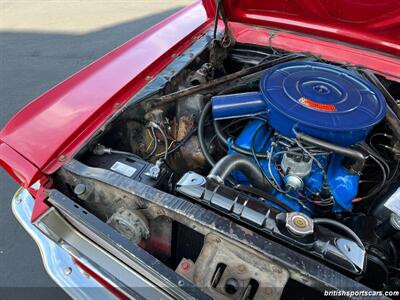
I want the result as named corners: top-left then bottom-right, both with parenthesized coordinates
top-left (209, 60), bottom-right (387, 215)
top-left (55, 41), bottom-right (400, 298)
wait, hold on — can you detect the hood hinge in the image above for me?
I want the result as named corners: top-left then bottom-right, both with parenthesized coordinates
top-left (210, 0), bottom-right (236, 71)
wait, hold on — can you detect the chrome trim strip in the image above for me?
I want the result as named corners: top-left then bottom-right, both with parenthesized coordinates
top-left (35, 206), bottom-right (172, 300)
top-left (12, 188), bottom-right (117, 300)
top-left (46, 190), bottom-right (206, 300)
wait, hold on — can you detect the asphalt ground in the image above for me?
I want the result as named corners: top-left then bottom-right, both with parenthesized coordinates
top-left (0, 1), bottom-right (192, 297)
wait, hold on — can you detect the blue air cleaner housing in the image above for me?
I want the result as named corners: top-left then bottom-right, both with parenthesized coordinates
top-left (212, 61), bottom-right (387, 146)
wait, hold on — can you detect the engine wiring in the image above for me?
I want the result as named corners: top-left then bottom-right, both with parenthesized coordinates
top-left (143, 123), bottom-right (198, 161)
top-left (294, 139), bottom-right (328, 182)
top-left (250, 121), bottom-right (277, 190)
top-left (248, 122), bottom-right (315, 214)
top-left (147, 122), bottom-right (169, 161)
top-left (144, 127), bottom-right (158, 160)
top-left (202, 113), bottom-right (328, 205)
top-left (369, 133), bottom-right (394, 156)
top-left (271, 135), bottom-right (334, 207)
top-left (155, 140), bottom-right (175, 158)
top-left (353, 142), bottom-right (388, 203)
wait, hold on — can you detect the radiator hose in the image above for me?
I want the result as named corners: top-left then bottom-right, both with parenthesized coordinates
top-left (208, 154), bottom-right (273, 191)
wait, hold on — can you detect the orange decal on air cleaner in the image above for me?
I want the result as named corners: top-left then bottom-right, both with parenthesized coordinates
top-left (299, 97), bottom-right (337, 111)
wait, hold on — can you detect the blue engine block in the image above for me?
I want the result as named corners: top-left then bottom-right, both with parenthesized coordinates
top-left (230, 119), bottom-right (359, 216)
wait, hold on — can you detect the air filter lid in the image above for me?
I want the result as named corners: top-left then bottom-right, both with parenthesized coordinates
top-left (260, 61), bottom-right (387, 145)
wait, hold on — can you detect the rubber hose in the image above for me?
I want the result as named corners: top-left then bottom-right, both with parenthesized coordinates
top-left (314, 218), bottom-right (365, 251)
top-left (295, 132), bottom-right (365, 174)
top-left (198, 101), bottom-right (216, 166)
top-left (360, 70), bottom-right (400, 141)
top-left (208, 154), bottom-right (273, 191)
top-left (360, 70), bottom-right (400, 120)
top-left (386, 108), bottom-right (400, 141)
top-left (213, 120), bottom-right (269, 158)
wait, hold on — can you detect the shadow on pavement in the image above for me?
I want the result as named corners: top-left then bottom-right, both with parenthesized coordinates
top-left (0, 7), bottom-right (184, 296)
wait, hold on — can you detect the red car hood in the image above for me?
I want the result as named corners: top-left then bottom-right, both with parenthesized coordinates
top-left (220, 0), bottom-right (400, 57)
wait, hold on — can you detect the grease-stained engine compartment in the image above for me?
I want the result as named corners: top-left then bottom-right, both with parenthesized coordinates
top-left (54, 38), bottom-right (400, 298)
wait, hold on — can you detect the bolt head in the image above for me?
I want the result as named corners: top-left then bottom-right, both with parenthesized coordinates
top-left (225, 278), bottom-right (240, 295)
top-left (181, 261), bottom-right (190, 271)
top-left (63, 267), bottom-right (72, 276)
top-left (73, 183), bottom-right (86, 196)
top-left (58, 155), bottom-right (67, 162)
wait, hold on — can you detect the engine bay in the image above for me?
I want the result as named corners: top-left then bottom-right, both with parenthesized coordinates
top-left (54, 37), bottom-right (400, 298)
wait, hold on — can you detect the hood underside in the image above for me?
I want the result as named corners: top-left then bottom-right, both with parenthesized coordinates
top-left (219, 0), bottom-right (400, 57)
